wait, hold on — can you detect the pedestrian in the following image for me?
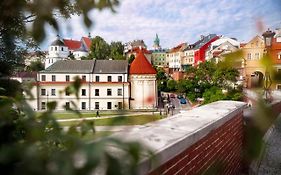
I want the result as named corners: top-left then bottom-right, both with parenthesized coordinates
top-left (96, 110), bottom-right (100, 117)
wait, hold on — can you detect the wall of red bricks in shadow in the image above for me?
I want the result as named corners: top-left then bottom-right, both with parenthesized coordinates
top-left (148, 113), bottom-right (244, 175)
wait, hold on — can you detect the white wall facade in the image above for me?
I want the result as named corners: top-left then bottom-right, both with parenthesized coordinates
top-left (73, 51), bottom-right (88, 59)
top-left (29, 72), bottom-right (130, 111)
top-left (168, 52), bottom-right (181, 69)
top-left (130, 74), bottom-right (157, 109)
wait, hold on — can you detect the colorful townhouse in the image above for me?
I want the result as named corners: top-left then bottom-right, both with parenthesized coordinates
top-left (193, 34), bottom-right (219, 65)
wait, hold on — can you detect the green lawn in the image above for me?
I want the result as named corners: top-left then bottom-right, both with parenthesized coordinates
top-left (58, 114), bottom-right (164, 126)
top-left (37, 112), bottom-right (122, 119)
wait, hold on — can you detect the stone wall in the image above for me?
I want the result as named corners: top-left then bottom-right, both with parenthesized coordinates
top-left (112, 101), bottom-right (246, 175)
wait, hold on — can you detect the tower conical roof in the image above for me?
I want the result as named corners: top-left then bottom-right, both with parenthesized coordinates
top-left (129, 48), bottom-right (156, 75)
top-left (51, 35), bottom-right (65, 46)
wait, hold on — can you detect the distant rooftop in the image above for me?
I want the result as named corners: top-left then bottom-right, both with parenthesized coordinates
top-left (93, 60), bottom-right (128, 74)
top-left (42, 60), bottom-right (95, 73)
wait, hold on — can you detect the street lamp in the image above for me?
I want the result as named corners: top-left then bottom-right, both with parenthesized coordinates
top-left (262, 28), bottom-right (275, 102)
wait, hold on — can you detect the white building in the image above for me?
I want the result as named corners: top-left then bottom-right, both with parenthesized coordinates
top-left (28, 50), bottom-right (157, 111)
top-left (129, 49), bottom-right (157, 109)
top-left (205, 36), bottom-right (240, 61)
top-left (45, 36), bottom-right (69, 69)
top-left (168, 43), bottom-right (187, 71)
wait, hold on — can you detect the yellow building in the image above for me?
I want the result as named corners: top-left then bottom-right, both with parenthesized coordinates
top-left (242, 36), bottom-right (265, 88)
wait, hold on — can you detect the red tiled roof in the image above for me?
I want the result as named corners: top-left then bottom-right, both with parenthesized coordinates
top-left (82, 37), bottom-right (92, 49)
top-left (128, 47), bottom-right (151, 54)
top-left (170, 43), bottom-right (186, 53)
top-left (129, 49), bottom-right (156, 75)
top-left (63, 39), bottom-right (81, 50)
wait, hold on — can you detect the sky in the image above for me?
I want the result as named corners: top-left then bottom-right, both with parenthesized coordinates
top-left (41, 0), bottom-right (281, 50)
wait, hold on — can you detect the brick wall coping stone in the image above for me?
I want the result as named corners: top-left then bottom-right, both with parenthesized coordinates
top-left (108, 100), bottom-right (246, 174)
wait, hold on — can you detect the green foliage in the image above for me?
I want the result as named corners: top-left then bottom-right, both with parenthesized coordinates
top-left (88, 36), bottom-right (110, 60)
top-left (109, 41), bottom-right (125, 60)
top-left (202, 86), bottom-right (225, 104)
top-left (167, 79), bottom-right (177, 92)
top-left (88, 37), bottom-right (125, 60)
top-left (0, 0), bottom-right (119, 76)
top-left (26, 61), bottom-right (44, 71)
top-left (128, 54), bottom-right (135, 64)
top-left (184, 60), bottom-right (242, 103)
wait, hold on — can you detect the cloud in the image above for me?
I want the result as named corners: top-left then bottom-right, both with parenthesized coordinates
top-left (41, 0), bottom-right (281, 50)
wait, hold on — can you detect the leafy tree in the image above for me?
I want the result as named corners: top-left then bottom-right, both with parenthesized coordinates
top-left (88, 36), bottom-right (110, 60)
top-left (26, 60), bottom-right (44, 71)
top-left (128, 54), bottom-right (135, 64)
top-left (167, 79), bottom-right (177, 92)
top-left (184, 60), bottom-right (242, 103)
top-left (109, 41), bottom-right (125, 60)
top-left (0, 0), bottom-right (119, 76)
top-left (202, 86), bottom-right (225, 104)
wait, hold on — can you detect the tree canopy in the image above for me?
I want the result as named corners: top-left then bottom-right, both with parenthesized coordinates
top-left (0, 0), bottom-right (119, 76)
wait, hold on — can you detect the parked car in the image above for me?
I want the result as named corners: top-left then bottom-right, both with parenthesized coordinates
top-left (180, 98), bottom-right (187, 104)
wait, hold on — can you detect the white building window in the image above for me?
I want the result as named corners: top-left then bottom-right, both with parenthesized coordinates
top-left (107, 102), bottom-right (112, 109)
top-left (117, 89), bottom-right (122, 96)
top-left (107, 89), bottom-right (112, 96)
top-left (107, 76), bottom-right (112, 82)
top-left (41, 89), bottom-right (46, 96)
top-left (118, 76), bottom-right (122, 82)
top-left (95, 102), bottom-right (99, 109)
top-left (82, 75), bottom-right (86, 81)
top-left (81, 89), bottom-right (86, 96)
top-left (41, 75), bottom-right (46, 81)
top-left (41, 102), bottom-right (46, 110)
top-left (95, 89), bottom-right (99, 96)
top-left (81, 102), bottom-right (86, 110)
top-left (247, 53), bottom-right (252, 60)
top-left (51, 89), bottom-right (56, 96)
top-left (255, 53), bottom-right (260, 59)
top-left (95, 76), bottom-right (100, 82)
top-left (277, 84), bottom-right (281, 90)
top-left (66, 75), bottom-right (70, 82)
top-left (51, 75), bottom-right (56, 82)
top-left (65, 102), bottom-right (70, 109)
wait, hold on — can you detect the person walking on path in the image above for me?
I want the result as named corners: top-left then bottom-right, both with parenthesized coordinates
top-left (96, 110), bottom-right (100, 117)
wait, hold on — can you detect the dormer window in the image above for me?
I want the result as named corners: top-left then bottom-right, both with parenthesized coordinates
top-left (55, 47), bottom-right (57, 51)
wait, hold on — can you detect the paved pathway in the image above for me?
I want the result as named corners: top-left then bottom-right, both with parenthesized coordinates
top-left (254, 114), bottom-right (281, 174)
top-left (57, 112), bottom-right (159, 122)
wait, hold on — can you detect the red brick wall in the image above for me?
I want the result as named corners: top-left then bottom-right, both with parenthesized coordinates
top-left (148, 113), bottom-right (243, 175)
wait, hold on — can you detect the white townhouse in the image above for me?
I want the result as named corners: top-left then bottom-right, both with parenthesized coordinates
top-left (29, 60), bottom-right (130, 111)
top-left (168, 43), bottom-right (187, 71)
top-left (28, 51), bottom-right (157, 111)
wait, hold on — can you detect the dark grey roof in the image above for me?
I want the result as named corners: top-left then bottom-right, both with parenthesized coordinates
top-left (42, 60), bottom-right (95, 73)
top-left (193, 34), bottom-right (218, 50)
top-left (93, 60), bottom-right (128, 74)
top-left (51, 39), bottom-right (65, 46)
